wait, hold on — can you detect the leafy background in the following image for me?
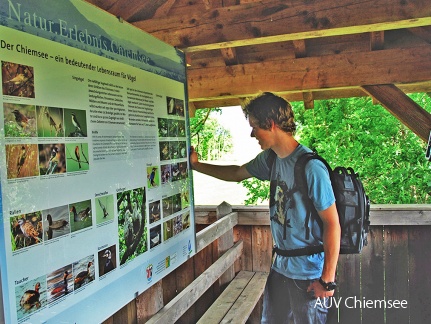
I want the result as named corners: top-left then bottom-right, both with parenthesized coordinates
top-left (191, 94), bottom-right (431, 205)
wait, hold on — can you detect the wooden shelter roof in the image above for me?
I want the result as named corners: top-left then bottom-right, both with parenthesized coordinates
top-left (85, 0), bottom-right (431, 141)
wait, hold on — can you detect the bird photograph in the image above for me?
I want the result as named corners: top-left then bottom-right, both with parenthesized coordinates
top-left (3, 102), bottom-right (36, 137)
top-left (117, 187), bottom-right (148, 265)
top-left (150, 225), bottom-right (161, 249)
top-left (178, 161), bottom-right (188, 180)
top-left (159, 141), bottom-right (170, 160)
top-left (181, 211), bottom-right (191, 230)
top-left (149, 200), bottom-right (161, 224)
top-left (10, 212), bottom-right (43, 251)
top-left (2, 61), bottom-right (35, 98)
top-left (95, 195), bottom-right (115, 225)
top-left (65, 142), bottom-right (90, 172)
top-left (47, 265), bottom-right (73, 303)
top-left (73, 256), bottom-right (95, 290)
top-left (64, 109), bottom-right (87, 137)
top-left (98, 247), bottom-right (116, 276)
top-left (36, 106), bottom-right (64, 137)
top-left (42, 206), bottom-right (70, 241)
top-left (163, 218), bottom-right (174, 241)
top-left (69, 199), bottom-right (92, 233)
top-left (15, 276), bottom-right (47, 320)
top-left (38, 143), bottom-right (66, 175)
top-left (157, 118), bottom-right (169, 137)
top-left (181, 188), bottom-right (190, 209)
top-left (5, 144), bottom-right (39, 179)
top-left (178, 120), bottom-right (186, 137)
top-left (147, 166), bottom-right (159, 188)
top-left (168, 119), bottom-right (179, 137)
top-left (162, 196), bottom-right (173, 217)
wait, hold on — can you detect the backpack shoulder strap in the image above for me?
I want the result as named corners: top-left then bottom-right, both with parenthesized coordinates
top-left (294, 152), bottom-right (332, 239)
top-left (265, 149), bottom-right (277, 178)
top-left (294, 152), bottom-right (333, 193)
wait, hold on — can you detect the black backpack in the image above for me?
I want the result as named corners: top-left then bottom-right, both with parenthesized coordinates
top-left (267, 150), bottom-right (370, 256)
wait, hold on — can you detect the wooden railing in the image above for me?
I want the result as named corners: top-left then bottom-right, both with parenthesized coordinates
top-left (103, 204), bottom-right (431, 324)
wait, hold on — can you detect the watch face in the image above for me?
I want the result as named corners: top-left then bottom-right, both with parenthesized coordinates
top-left (327, 282), bottom-right (337, 290)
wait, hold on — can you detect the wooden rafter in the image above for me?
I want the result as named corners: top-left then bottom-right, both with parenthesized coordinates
top-left (187, 45), bottom-right (431, 101)
top-left (131, 0), bottom-right (431, 51)
top-left (362, 84), bottom-right (431, 142)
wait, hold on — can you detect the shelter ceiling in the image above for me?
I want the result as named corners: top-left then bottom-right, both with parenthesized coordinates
top-left (85, 0), bottom-right (431, 140)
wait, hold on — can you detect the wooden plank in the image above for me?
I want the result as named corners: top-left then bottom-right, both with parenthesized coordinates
top-left (251, 225), bottom-right (272, 272)
top-left (233, 225), bottom-right (253, 271)
top-left (197, 271), bottom-right (255, 324)
top-left (370, 31), bottom-right (385, 50)
top-left (408, 226), bottom-right (431, 323)
top-left (111, 300), bottom-right (136, 324)
top-left (362, 84), bottom-right (431, 141)
top-left (237, 208), bottom-right (270, 226)
top-left (361, 226), bottom-right (384, 323)
top-left (190, 82), bottom-right (431, 109)
top-left (176, 257), bottom-right (196, 323)
top-left (216, 202), bottom-right (235, 290)
top-left (187, 45), bottom-right (431, 101)
top-left (136, 281), bottom-right (164, 322)
top-left (220, 272), bottom-right (268, 324)
top-left (303, 91), bottom-right (314, 109)
top-left (146, 241), bottom-right (244, 324)
top-left (194, 243), bottom-right (216, 320)
top-left (337, 254), bottom-right (361, 324)
top-left (196, 205), bottom-right (431, 226)
top-left (384, 226), bottom-right (409, 324)
top-left (131, 0), bottom-right (431, 51)
top-left (370, 205), bottom-right (431, 225)
top-left (196, 211), bottom-right (238, 252)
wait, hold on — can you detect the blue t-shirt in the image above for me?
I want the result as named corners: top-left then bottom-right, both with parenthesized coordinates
top-left (246, 145), bottom-right (335, 279)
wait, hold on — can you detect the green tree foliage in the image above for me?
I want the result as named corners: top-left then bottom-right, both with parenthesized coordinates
top-left (242, 94), bottom-right (431, 205)
top-left (190, 108), bottom-right (233, 160)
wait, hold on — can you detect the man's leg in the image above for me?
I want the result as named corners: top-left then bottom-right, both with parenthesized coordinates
top-left (261, 269), bottom-right (292, 324)
top-left (287, 278), bottom-right (329, 324)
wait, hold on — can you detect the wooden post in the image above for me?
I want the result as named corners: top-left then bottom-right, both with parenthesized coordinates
top-left (136, 281), bottom-right (164, 323)
top-left (215, 201), bottom-right (235, 292)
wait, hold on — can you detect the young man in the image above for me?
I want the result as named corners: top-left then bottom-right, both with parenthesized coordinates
top-left (189, 92), bottom-right (341, 323)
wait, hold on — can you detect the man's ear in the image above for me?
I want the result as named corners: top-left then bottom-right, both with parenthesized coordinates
top-left (270, 120), bottom-right (277, 131)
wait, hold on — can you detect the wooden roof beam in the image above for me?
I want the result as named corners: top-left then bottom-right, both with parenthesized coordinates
top-left (187, 45), bottom-right (431, 101)
top-left (220, 47), bottom-right (239, 66)
top-left (361, 84), bottom-right (431, 142)
top-left (131, 0), bottom-right (431, 51)
top-left (370, 31), bottom-right (385, 50)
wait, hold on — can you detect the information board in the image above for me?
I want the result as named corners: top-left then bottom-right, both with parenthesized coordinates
top-left (0, 1), bottom-right (195, 323)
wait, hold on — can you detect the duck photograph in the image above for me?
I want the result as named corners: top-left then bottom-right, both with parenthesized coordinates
top-left (15, 275), bottom-right (47, 320)
top-left (42, 205), bottom-right (70, 241)
top-left (69, 199), bottom-right (93, 233)
top-left (47, 265), bottom-right (73, 304)
top-left (73, 255), bottom-right (95, 290)
top-left (10, 212), bottom-right (43, 251)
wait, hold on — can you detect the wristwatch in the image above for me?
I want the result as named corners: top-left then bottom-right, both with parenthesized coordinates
top-left (319, 277), bottom-right (337, 291)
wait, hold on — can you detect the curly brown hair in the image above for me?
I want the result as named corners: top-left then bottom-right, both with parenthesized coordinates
top-left (242, 92), bottom-right (296, 133)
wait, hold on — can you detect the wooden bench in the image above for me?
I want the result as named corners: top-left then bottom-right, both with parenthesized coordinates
top-left (146, 204), bottom-right (269, 324)
top-left (197, 270), bottom-right (268, 324)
